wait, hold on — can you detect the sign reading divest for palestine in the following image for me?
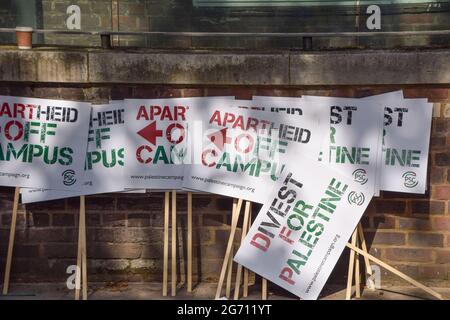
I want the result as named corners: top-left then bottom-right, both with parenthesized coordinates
top-left (182, 100), bottom-right (327, 203)
top-left (124, 97), bottom-right (233, 190)
top-left (234, 156), bottom-right (372, 300)
top-left (21, 102), bottom-right (126, 203)
top-left (0, 96), bottom-right (91, 190)
top-left (379, 99), bottom-right (432, 193)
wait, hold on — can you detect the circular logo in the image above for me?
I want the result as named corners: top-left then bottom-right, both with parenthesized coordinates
top-left (402, 171), bottom-right (418, 188)
top-left (352, 168), bottom-right (368, 185)
top-left (348, 191), bottom-right (365, 206)
top-left (62, 169), bottom-right (76, 186)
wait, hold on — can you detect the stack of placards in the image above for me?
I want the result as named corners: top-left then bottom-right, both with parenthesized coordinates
top-left (0, 91), bottom-right (433, 300)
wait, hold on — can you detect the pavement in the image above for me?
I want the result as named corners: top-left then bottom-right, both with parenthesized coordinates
top-left (0, 282), bottom-right (448, 300)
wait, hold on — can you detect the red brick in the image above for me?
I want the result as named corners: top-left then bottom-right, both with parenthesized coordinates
top-left (433, 186), bottom-right (450, 200)
top-left (52, 214), bottom-right (75, 227)
top-left (432, 216), bottom-right (450, 231)
top-left (30, 213), bottom-right (50, 227)
top-left (254, 88), bottom-right (299, 97)
top-left (375, 200), bottom-right (407, 214)
top-left (385, 248), bottom-right (432, 262)
top-left (127, 213), bottom-right (151, 227)
top-left (411, 200), bottom-right (445, 215)
top-left (429, 167), bottom-right (445, 184)
top-left (435, 251), bottom-right (450, 264)
top-left (87, 244), bottom-right (142, 259)
top-left (432, 118), bottom-right (450, 135)
top-left (403, 88), bottom-right (448, 100)
top-left (408, 232), bottom-right (444, 247)
top-left (399, 217), bottom-right (432, 231)
top-left (372, 216), bottom-right (396, 229)
top-left (102, 213), bottom-right (126, 227)
top-left (418, 265), bottom-right (448, 279)
top-left (431, 137), bottom-right (447, 149)
top-left (365, 231), bottom-right (405, 245)
top-left (181, 88), bottom-right (205, 97)
top-left (435, 152), bottom-right (450, 166)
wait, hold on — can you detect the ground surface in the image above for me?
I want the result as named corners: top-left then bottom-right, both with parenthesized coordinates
top-left (0, 283), bottom-right (448, 300)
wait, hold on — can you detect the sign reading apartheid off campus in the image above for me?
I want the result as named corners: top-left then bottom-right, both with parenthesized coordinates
top-left (182, 99), bottom-right (328, 203)
top-left (378, 98), bottom-right (432, 194)
top-left (21, 102), bottom-right (127, 203)
top-left (302, 96), bottom-right (384, 195)
top-left (0, 95), bottom-right (91, 190)
top-left (124, 97), bottom-right (234, 190)
top-left (234, 156), bottom-right (373, 300)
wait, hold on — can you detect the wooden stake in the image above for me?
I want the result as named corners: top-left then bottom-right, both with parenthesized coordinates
top-left (187, 192), bottom-right (193, 292)
top-left (171, 190), bottom-right (177, 296)
top-left (2, 187), bottom-right (20, 295)
top-left (354, 236), bottom-right (361, 299)
top-left (215, 198), bottom-right (243, 299)
top-left (80, 196), bottom-right (88, 300)
top-left (345, 229), bottom-right (358, 300)
top-left (346, 242), bottom-right (446, 300)
top-left (75, 199), bottom-right (82, 300)
top-left (233, 201), bottom-right (251, 300)
top-left (162, 192), bottom-right (170, 296)
top-left (357, 223), bottom-right (375, 290)
top-left (225, 246), bottom-right (233, 298)
top-left (243, 208), bottom-right (252, 298)
top-left (262, 278), bottom-right (267, 300)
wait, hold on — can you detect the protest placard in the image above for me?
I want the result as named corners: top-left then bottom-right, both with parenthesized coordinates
top-left (379, 98), bottom-right (432, 193)
top-left (302, 96), bottom-right (384, 195)
top-left (182, 99), bottom-right (327, 203)
top-left (124, 97), bottom-right (233, 190)
top-left (234, 156), bottom-right (373, 300)
top-left (21, 102), bottom-right (127, 203)
top-left (0, 95), bottom-right (91, 190)
top-left (360, 91), bottom-right (404, 196)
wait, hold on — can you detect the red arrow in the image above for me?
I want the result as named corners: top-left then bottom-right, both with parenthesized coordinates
top-left (137, 121), bottom-right (163, 145)
top-left (207, 128), bottom-right (231, 151)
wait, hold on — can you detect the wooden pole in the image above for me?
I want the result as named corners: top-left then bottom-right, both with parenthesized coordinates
top-left (187, 192), bottom-right (193, 292)
top-left (262, 278), bottom-right (268, 300)
top-left (215, 198), bottom-right (243, 299)
top-left (345, 229), bottom-right (358, 300)
top-left (233, 201), bottom-right (251, 300)
top-left (354, 236), bottom-right (361, 299)
top-left (243, 208), bottom-right (252, 298)
top-left (225, 246), bottom-right (233, 298)
top-left (162, 191), bottom-right (170, 296)
top-left (80, 196), bottom-right (88, 300)
top-left (357, 223), bottom-right (375, 290)
top-left (346, 242), bottom-right (446, 300)
top-left (2, 187), bottom-right (20, 295)
top-left (171, 190), bottom-right (177, 296)
top-left (75, 199), bottom-right (83, 300)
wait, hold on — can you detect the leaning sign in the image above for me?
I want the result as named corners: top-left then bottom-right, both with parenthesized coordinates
top-left (0, 95), bottom-right (91, 190)
top-left (183, 99), bottom-right (327, 203)
top-left (234, 156), bottom-right (372, 300)
top-left (21, 102), bottom-right (126, 203)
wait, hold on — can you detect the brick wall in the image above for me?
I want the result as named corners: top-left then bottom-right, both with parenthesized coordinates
top-left (1, 0), bottom-right (449, 49)
top-left (0, 84), bottom-right (448, 287)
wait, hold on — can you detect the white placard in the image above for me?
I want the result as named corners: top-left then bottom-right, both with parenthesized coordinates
top-left (360, 91), bottom-right (404, 196)
top-left (0, 95), bottom-right (91, 190)
top-left (379, 98), bottom-right (432, 193)
top-left (234, 156), bottom-right (373, 300)
top-left (182, 99), bottom-right (327, 203)
top-left (124, 97), bottom-right (234, 190)
top-left (21, 102), bottom-right (127, 203)
top-left (302, 96), bottom-right (384, 195)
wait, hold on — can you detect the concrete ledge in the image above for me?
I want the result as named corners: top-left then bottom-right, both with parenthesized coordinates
top-left (0, 50), bottom-right (88, 83)
top-left (89, 52), bottom-right (289, 85)
top-left (0, 48), bottom-right (448, 85)
top-left (290, 50), bottom-right (450, 85)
